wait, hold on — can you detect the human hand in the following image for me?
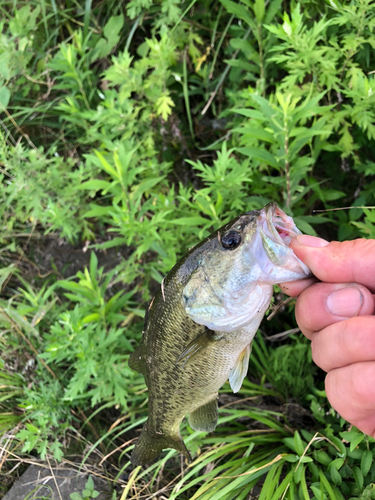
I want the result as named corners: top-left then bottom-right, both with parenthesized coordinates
top-left (279, 236), bottom-right (375, 436)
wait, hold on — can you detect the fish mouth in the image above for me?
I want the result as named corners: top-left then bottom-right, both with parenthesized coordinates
top-left (263, 202), bottom-right (302, 246)
top-left (257, 202), bottom-right (302, 266)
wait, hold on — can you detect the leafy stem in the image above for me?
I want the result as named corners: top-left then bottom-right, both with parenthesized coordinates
top-left (284, 119), bottom-right (291, 208)
top-left (257, 24), bottom-right (265, 95)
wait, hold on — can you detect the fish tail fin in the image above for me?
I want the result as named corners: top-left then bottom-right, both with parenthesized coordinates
top-left (131, 422), bottom-right (191, 466)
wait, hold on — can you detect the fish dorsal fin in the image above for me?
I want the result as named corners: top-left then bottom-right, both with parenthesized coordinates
top-left (176, 330), bottom-right (222, 368)
top-left (188, 396), bottom-right (218, 432)
top-left (229, 343), bottom-right (252, 393)
top-left (128, 343), bottom-right (147, 375)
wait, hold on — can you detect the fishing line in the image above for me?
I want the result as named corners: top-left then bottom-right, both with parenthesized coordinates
top-left (313, 206), bottom-right (375, 213)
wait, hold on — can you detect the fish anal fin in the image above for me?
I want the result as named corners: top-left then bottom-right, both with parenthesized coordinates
top-left (229, 342), bottom-right (252, 393)
top-left (128, 344), bottom-right (146, 375)
top-left (130, 421), bottom-right (191, 466)
top-left (188, 395), bottom-right (218, 432)
top-left (176, 330), bottom-right (221, 368)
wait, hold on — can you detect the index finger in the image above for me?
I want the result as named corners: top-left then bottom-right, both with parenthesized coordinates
top-left (284, 236), bottom-right (375, 293)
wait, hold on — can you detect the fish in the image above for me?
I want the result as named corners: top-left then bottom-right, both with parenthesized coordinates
top-left (128, 202), bottom-right (311, 466)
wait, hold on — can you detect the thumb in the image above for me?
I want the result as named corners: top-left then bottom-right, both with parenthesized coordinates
top-left (290, 236), bottom-right (375, 292)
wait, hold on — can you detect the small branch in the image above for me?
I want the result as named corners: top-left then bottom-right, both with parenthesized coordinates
top-left (284, 124), bottom-right (291, 208)
top-left (46, 455), bottom-right (63, 500)
top-left (264, 328), bottom-right (300, 341)
top-left (285, 159), bottom-right (291, 209)
top-left (202, 27), bottom-right (252, 115)
top-left (257, 24), bottom-right (265, 95)
top-left (267, 296), bottom-right (294, 321)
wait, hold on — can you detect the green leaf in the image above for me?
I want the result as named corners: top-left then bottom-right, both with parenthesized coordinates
top-left (103, 14), bottom-right (124, 40)
top-left (26, 423), bottom-right (40, 433)
top-left (82, 313), bottom-right (101, 324)
top-left (340, 429), bottom-right (365, 451)
top-left (100, 237), bottom-right (129, 249)
top-left (0, 265), bottom-right (17, 291)
top-left (132, 176), bottom-right (165, 199)
top-left (293, 217), bottom-right (316, 236)
top-left (83, 205), bottom-right (113, 218)
top-left (220, 0), bottom-right (255, 26)
top-left (0, 86), bottom-right (10, 108)
top-left (330, 458), bottom-right (344, 470)
top-left (234, 108), bottom-right (264, 120)
top-left (352, 465), bottom-right (364, 490)
top-left (294, 431), bottom-right (305, 456)
top-left (299, 466), bottom-right (310, 500)
top-left (238, 147), bottom-right (279, 169)
top-left (234, 127), bottom-right (275, 143)
top-left (230, 39), bottom-right (260, 63)
top-left (330, 466), bottom-right (342, 486)
top-left (322, 190), bottom-right (346, 202)
top-left (314, 450), bottom-right (332, 466)
top-left (69, 493), bottom-right (82, 500)
top-left (294, 464), bottom-right (304, 484)
top-left (284, 454), bottom-right (299, 462)
top-left (156, 94), bottom-right (175, 121)
top-left (83, 0), bottom-right (92, 39)
top-left (349, 195), bottom-right (367, 221)
top-left (89, 252), bottom-right (98, 284)
top-left (264, 0), bottom-right (283, 23)
top-left (319, 469), bottom-right (340, 500)
top-left (283, 437), bottom-right (297, 453)
top-left (253, 0), bottom-right (265, 23)
top-left (78, 180), bottom-right (112, 192)
top-left (361, 449), bottom-right (373, 476)
top-left (170, 216), bottom-right (209, 226)
top-left (224, 59), bottom-right (258, 75)
top-left (94, 151), bottom-right (118, 179)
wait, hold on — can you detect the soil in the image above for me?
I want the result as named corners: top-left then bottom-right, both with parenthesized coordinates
top-left (30, 236), bottom-right (132, 279)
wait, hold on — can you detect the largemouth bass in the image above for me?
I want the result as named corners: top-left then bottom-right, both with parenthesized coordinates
top-left (129, 203), bottom-right (311, 466)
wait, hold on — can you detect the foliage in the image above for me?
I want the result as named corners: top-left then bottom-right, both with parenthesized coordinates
top-left (70, 476), bottom-right (100, 500)
top-left (0, 0), bottom-right (375, 498)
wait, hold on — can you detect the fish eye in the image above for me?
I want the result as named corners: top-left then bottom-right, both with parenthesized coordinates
top-left (221, 230), bottom-right (242, 250)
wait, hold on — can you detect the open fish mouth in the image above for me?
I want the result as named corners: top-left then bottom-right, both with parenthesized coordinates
top-left (263, 202), bottom-right (302, 246)
top-left (256, 202), bottom-right (307, 270)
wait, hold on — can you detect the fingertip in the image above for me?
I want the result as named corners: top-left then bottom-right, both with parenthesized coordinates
top-left (279, 277), bottom-right (318, 297)
top-left (289, 238), bottom-right (375, 291)
top-left (292, 235), bottom-right (330, 248)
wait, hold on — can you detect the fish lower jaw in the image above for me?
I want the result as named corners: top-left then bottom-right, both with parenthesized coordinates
top-left (187, 285), bottom-right (273, 333)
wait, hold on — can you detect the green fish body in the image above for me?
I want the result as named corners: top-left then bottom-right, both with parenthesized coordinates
top-left (129, 203), bottom-right (311, 465)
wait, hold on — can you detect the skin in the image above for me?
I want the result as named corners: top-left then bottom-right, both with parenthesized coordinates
top-left (279, 235), bottom-right (375, 436)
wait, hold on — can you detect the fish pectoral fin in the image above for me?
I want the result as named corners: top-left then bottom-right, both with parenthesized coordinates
top-left (228, 342), bottom-right (252, 393)
top-left (188, 396), bottom-right (218, 432)
top-left (176, 330), bottom-right (222, 368)
top-left (128, 343), bottom-right (147, 375)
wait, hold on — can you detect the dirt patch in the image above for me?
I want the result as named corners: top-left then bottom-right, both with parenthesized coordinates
top-left (31, 236), bottom-right (132, 278)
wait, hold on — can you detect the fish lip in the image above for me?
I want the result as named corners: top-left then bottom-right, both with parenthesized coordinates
top-left (262, 203), bottom-right (301, 245)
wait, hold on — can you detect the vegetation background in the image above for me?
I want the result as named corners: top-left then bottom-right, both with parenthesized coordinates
top-left (0, 0), bottom-right (375, 498)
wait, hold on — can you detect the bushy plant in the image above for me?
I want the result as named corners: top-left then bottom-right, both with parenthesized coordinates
top-left (0, 0), bottom-right (375, 498)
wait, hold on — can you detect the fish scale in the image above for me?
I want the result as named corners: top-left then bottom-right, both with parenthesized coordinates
top-left (129, 204), bottom-right (311, 466)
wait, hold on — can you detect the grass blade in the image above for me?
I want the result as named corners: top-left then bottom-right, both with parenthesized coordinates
top-left (83, 0), bottom-right (92, 39)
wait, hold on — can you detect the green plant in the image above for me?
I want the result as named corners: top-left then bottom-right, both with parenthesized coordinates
top-left (70, 476), bottom-right (100, 500)
top-left (1, 0), bottom-right (375, 498)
